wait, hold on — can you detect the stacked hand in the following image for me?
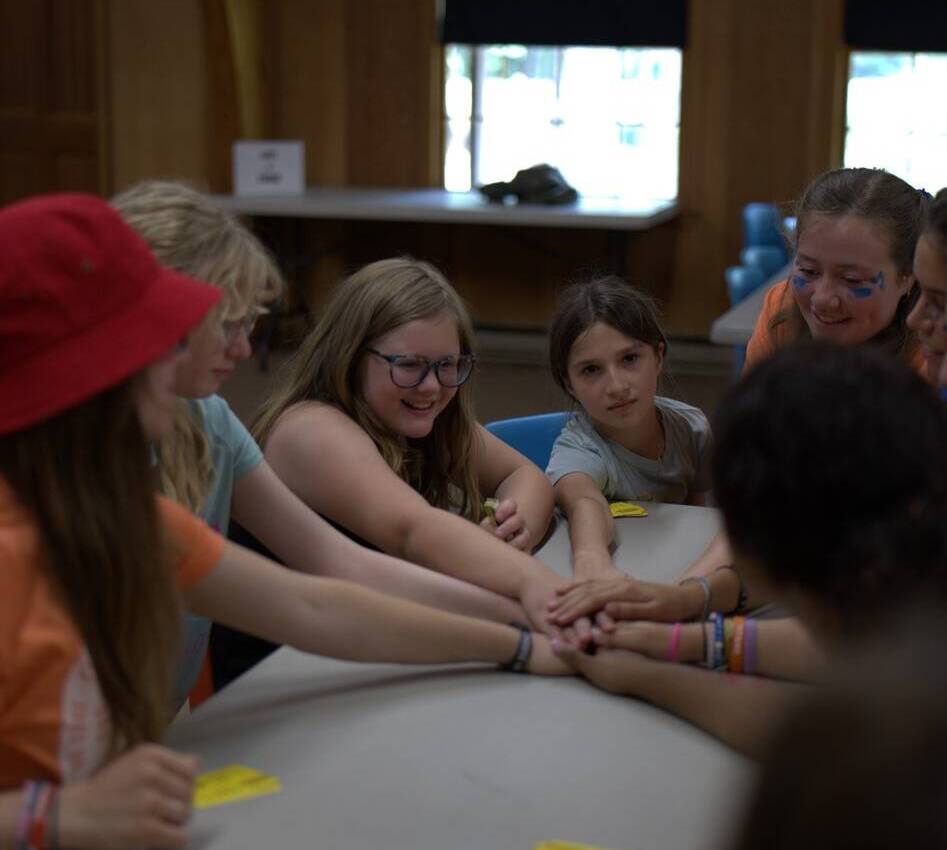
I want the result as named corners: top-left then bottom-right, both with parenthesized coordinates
top-left (547, 574), bottom-right (704, 644)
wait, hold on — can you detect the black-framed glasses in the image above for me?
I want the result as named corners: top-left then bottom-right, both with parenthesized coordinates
top-left (366, 348), bottom-right (476, 388)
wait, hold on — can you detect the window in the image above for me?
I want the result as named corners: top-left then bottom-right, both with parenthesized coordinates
top-left (444, 45), bottom-right (682, 201)
top-left (844, 52), bottom-right (947, 191)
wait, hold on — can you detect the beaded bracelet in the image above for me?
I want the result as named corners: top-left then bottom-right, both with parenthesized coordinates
top-left (703, 621), bottom-right (714, 669)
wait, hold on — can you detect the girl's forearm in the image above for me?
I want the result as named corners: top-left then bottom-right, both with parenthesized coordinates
top-left (283, 576), bottom-right (521, 665)
top-left (321, 545), bottom-right (525, 624)
top-left (757, 619), bottom-right (826, 682)
top-left (494, 464), bottom-right (555, 543)
top-left (678, 530), bottom-right (732, 580)
top-left (399, 511), bottom-right (558, 599)
top-left (567, 497), bottom-right (616, 579)
top-left (625, 658), bottom-right (806, 758)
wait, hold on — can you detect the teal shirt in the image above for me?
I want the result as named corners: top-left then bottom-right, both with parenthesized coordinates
top-left (175, 395), bottom-right (263, 707)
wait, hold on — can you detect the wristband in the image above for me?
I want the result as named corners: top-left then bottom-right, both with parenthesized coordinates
top-left (723, 617), bottom-right (735, 667)
top-left (729, 616), bottom-right (746, 674)
top-left (28, 783), bottom-right (54, 850)
top-left (667, 622), bottom-right (682, 663)
top-left (15, 782), bottom-right (40, 850)
top-left (679, 576), bottom-right (711, 621)
top-left (502, 622), bottom-right (532, 673)
top-left (703, 621), bottom-right (713, 669)
top-left (744, 617), bottom-right (759, 676)
top-left (711, 612), bottom-right (726, 671)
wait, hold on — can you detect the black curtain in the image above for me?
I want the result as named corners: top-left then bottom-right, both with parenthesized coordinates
top-left (845, 0), bottom-right (947, 52)
top-left (439, 0), bottom-right (687, 48)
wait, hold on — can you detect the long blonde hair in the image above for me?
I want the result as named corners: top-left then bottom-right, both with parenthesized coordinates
top-left (0, 380), bottom-right (178, 751)
top-left (253, 257), bottom-right (483, 518)
top-left (112, 181), bottom-right (284, 512)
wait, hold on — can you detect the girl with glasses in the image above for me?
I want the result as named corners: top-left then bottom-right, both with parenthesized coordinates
top-left (112, 183), bottom-right (528, 706)
top-left (253, 257), bottom-right (565, 635)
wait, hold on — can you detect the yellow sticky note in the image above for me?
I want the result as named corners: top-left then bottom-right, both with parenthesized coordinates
top-left (194, 765), bottom-right (282, 809)
top-left (609, 501), bottom-right (648, 518)
top-left (534, 842), bottom-right (625, 850)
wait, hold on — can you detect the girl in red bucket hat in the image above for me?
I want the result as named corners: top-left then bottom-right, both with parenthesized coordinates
top-left (0, 194), bottom-right (567, 850)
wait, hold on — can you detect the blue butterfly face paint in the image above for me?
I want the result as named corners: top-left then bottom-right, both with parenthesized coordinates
top-left (791, 275), bottom-right (809, 290)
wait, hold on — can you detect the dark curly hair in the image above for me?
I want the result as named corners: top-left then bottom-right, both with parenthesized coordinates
top-left (712, 342), bottom-right (947, 629)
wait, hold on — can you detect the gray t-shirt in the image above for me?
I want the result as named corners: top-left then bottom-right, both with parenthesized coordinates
top-left (545, 397), bottom-right (713, 504)
top-left (175, 395), bottom-right (263, 707)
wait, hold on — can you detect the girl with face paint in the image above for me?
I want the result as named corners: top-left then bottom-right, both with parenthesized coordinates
top-left (745, 167), bottom-right (930, 378)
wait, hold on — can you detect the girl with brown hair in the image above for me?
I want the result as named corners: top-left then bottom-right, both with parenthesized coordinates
top-left (0, 195), bottom-right (566, 850)
top-left (253, 257), bottom-right (564, 631)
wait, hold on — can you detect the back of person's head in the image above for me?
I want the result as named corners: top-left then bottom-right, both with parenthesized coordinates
top-left (731, 605), bottom-right (947, 850)
top-left (111, 180), bottom-right (283, 321)
top-left (548, 275), bottom-right (668, 397)
top-left (112, 180), bottom-right (284, 513)
top-left (713, 342), bottom-right (947, 630)
top-left (0, 192), bottom-right (218, 752)
top-left (254, 257), bottom-right (481, 515)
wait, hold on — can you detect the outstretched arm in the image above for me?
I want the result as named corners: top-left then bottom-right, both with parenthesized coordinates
top-left (232, 461), bottom-right (524, 624)
top-left (678, 530), bottom-right (733, 580)
top-left (553, 471), bottom-right (618, 581)
top-left (185, 541), bottom-right (570, 675)
top-left (263, 404), bottom-right (567, 630)
top-left (590, 617), bottom-right (827, 683)
top-left (554, 642), bottom-right (807, 758)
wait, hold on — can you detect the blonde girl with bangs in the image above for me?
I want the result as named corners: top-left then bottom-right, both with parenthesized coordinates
top-left (113, 183), bottom-right (527, 706)
top-left (254, 257), bottom-right (564, 632)
top-left (1, 194), bottom-right (569, 850)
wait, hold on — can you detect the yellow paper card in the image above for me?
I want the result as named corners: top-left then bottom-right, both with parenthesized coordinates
top-left (534, 842), bottom-right (625, 850)
top-left (194, 765), bottom-right (282, 809)
top-left (609, 501), bottom-right (648, 518)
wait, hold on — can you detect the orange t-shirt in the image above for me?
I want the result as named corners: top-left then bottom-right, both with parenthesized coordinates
top-left (744, 279), bottom-right (930, 380)
top-left (0, 484), bottom-right (224, 787)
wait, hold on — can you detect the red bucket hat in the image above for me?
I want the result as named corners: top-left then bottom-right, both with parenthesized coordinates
top-left (0, 193), bottom-right (221, 435)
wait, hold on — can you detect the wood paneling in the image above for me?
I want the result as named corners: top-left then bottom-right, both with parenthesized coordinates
top-left (667, 0), bottom-right (845, 333)
top-left (0, 0), bottom-right (102, 204)
top-left (105, 0), bottom-right (208, 192)
top-left (2, 0), bottom-right (848, 336)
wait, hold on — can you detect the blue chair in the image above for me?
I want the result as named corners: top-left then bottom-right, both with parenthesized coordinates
top-left (485, 411), bottom-right (571, 470)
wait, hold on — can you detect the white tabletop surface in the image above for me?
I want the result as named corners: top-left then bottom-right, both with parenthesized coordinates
top-left (170, 504), bottom-right (751, 850)
top-left (212, 187), bottom-right (679, 231)
top-left (709, 270), bottom-right (788, 346)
